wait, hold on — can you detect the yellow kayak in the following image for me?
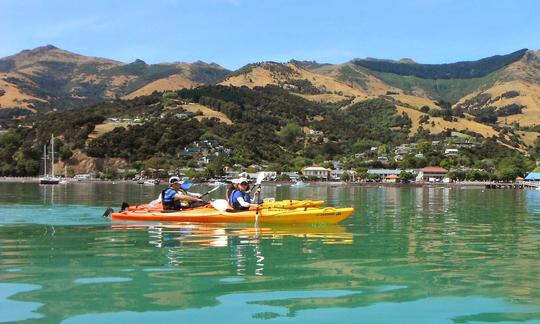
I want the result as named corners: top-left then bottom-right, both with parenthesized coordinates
top-left (127, 199), bottom-right (325, 211)
top-left (111, 206), bottom-right (354, 224)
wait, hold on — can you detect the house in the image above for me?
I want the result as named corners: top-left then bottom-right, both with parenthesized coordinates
top-left (282, 172), bottom-right (300, 181)
top-left (377, 155), bottom-right (389, 163)
top-left (525, 167), bottom-right (540, 181)
top-left (394, 155), bottom-right (404, 162)
top-left (367, 169), bottom-right (402, 180)
top-left (302, 166), bottom-right (331, 180)
top-left (445, 148), bottom-right (459, 157)
top-left (416, 166), bottom-right (448, 182)
top-left (330, 169), bottom-right (357, 181)
top-left (386, 174), bottom-right (399, 183)
top-left (415, 153), bottom-right (424, 159)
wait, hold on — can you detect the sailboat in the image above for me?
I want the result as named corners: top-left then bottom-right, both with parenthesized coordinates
top-left (39, 134), bottom-right (60, 185)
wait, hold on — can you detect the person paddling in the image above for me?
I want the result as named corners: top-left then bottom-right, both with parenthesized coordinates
top-left (229, 177), bottom-right (261, 211)
top-left (162, 177), bottom-right (206, 211)
top-left (225, 178), bottom-right (240, 204)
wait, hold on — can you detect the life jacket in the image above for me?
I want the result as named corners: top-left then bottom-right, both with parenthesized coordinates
top-left (230, 190), bottom-right (251, 210)
top-left (162, 188), bottom-right (190, 210)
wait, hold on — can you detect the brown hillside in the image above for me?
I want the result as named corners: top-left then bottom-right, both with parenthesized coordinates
top-left (219, 62), bottom-right (369, 103)
top-left (123, 75), bottom-right (198, 99)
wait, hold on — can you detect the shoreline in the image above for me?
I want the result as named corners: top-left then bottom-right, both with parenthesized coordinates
top-left (0, 177), bottom-right (524, 188)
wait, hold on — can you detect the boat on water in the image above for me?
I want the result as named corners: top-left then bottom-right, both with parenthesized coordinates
top-left (208, 180), bottom-right (226, 186)
top-left (137, 179), bottom-right (160, 185)
top-left (110, 206), bottom-right (354, 225)
top-left (292, 180), bottom-right (308, 187)
top-left (39, 134), bottom-right (60, 185)
top-left (127, 199), bottom-right (325, 212)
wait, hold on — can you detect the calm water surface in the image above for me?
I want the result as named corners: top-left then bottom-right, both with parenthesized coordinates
top-left (1, 182), bottom-right (539, 323)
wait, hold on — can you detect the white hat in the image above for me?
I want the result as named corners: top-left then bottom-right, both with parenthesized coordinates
top-left (169, 176), bottom-right (180, 184)
top-left (237, 177), bottom-right (249, 184)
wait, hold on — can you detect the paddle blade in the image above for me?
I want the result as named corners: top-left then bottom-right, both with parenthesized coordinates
top-left (211, 199), bottom-right (229, 212)
top-left (255, 172), bottom-right (265, 185)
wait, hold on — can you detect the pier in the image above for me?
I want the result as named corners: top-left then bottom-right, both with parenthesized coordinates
top-left (485, 182), bottom-right (539, 190)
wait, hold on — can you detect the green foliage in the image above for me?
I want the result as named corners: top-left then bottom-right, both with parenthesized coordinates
top-left (353, 49), bottom-right (527, 79)
top-left (399, 170), bottom-right (415, 182)
top-left (279, 122), bottom-right (302, 141)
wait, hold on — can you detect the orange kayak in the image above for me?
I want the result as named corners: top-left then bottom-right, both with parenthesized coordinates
top-left (127, 199), bottom-right (325, 212)
top-left (111, 206), bottom-right (354, 224)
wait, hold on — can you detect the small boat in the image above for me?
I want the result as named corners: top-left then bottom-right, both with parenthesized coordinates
top-left (39, 134), bottom-right (60, 185)
top-left (208, 180), bottom-right (225, 186)
top-left (110, 206), bottom-right (354, 225)
top-left (143, 179), bottom-right (160, 185)
top-left (292, 180), bottom-right (308, 187)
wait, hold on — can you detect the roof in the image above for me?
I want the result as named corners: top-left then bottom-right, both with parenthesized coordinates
top-left (525, 172), bottom-right (540, 180)
top-left (367, 169), bottom-right (402, 175)
top-left (387, 174), bottom-right (399, 179)
top-left (421, 166), bottom-right (448, 173)
top-left (303, 166), bottom-right (330, 171)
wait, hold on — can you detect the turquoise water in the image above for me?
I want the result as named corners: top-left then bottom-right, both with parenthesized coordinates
top-left (1, 182), bottom-right (540, 323)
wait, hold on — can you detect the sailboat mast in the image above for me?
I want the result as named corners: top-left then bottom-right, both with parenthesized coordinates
top-left (51, 134), bottom-right (55, 178)
top-left (43, 144), bottom-right (47, 176)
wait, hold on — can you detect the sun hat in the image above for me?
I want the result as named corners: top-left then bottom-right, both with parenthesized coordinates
top-left (169, 176), bottom-right (180, 184)
top-left (237, 177), bottom-right (249, 184)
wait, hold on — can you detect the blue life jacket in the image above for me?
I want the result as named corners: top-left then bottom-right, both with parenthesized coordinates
top-left (230, 190), bottom-right (251, 210)
top-left (162, 188), bottom-right (181, 210)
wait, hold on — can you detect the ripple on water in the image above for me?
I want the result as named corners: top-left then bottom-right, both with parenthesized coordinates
top-left (60, 292), bottom-right (540, 324)
top-left (74, 277), bottom-right (132, 284)
top-left (0, 204), bottom-right (110, 226)
top-left (0, 283), bottom-right (43, 322)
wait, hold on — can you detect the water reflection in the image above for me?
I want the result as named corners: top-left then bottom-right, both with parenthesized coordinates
top-left (111, 223), bottom-right (353, 276)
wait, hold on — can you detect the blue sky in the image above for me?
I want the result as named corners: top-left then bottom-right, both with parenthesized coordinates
top-left (1, 0), bottom-right (539, 69)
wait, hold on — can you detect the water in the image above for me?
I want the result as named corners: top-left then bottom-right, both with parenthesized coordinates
top-left (1, 182), bottom-right (540, 323)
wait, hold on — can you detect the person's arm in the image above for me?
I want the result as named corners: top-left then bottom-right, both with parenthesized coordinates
top-left (237, 196), bottom-right (259, 208)
top-left (176, 193), bottom-right (204, 202)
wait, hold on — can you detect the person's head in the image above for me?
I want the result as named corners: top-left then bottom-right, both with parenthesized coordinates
top-left (237, 177), bottom-right (249, 191)
top-left (169, 177), bottom-right (192, 191)
top-left (169, 176), bottom-right (181, 189)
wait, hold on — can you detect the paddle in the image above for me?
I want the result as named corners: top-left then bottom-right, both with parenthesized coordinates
top-left (148, 182), bottom-right (224, 208)
top-left (253, 172), bottom-right (265, 225)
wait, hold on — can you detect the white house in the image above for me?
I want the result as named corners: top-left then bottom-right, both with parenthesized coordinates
top-left (302, 166), bottom-right (331, 180)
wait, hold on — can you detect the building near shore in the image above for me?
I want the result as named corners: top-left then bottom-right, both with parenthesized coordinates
top-left (367, 169), bottom-right (401, 180)
top-left (416, 166), bottom-right (448, 182)
top-left (386, 174), bottom-right (399, 183)
top-left (525, 167), bottom-right (540, 181)
top-left (302, 166), bottom-right (331, 180)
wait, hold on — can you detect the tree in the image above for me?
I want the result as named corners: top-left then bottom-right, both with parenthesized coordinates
top-left (399, 170), bottom-right (415, 182)
top-left (280, 122), bottom-right (302, 142)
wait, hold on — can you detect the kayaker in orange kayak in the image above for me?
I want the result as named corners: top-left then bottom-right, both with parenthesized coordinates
top-left (163, 177), bottom-right (206, 211)
top-left (230, 177), bottom-right (261, 211)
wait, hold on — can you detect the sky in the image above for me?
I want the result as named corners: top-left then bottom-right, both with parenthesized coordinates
top-left (1, 0), bottom-right (539, 69)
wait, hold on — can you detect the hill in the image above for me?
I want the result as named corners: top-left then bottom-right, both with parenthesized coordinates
top-left (0, 86), bottom-right (535, 180)
top-left (0, 45), bottom-right (230, 115)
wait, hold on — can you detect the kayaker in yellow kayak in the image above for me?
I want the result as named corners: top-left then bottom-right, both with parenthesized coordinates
top-left (163, 177), bottom-right (206, 211)
top-left (230, 178), bottom-right (261, 211)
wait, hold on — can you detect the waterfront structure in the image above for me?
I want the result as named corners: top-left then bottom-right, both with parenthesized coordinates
top-left (386, 174), bottom-right (399, 183)
top-left (367, 169), bottom-right (402, 181)
top-left (302, 166), bottom-right (331, 180)
top-left (416, 166), bottom-right (448, 182)
top-left (525, 167), bottom-right (540, 181)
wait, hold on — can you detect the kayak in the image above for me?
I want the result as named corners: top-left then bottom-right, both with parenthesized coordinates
top-left (126, 199), bottom-right (325, 212)
top-left (111, 206), bottom-right (354, 224)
